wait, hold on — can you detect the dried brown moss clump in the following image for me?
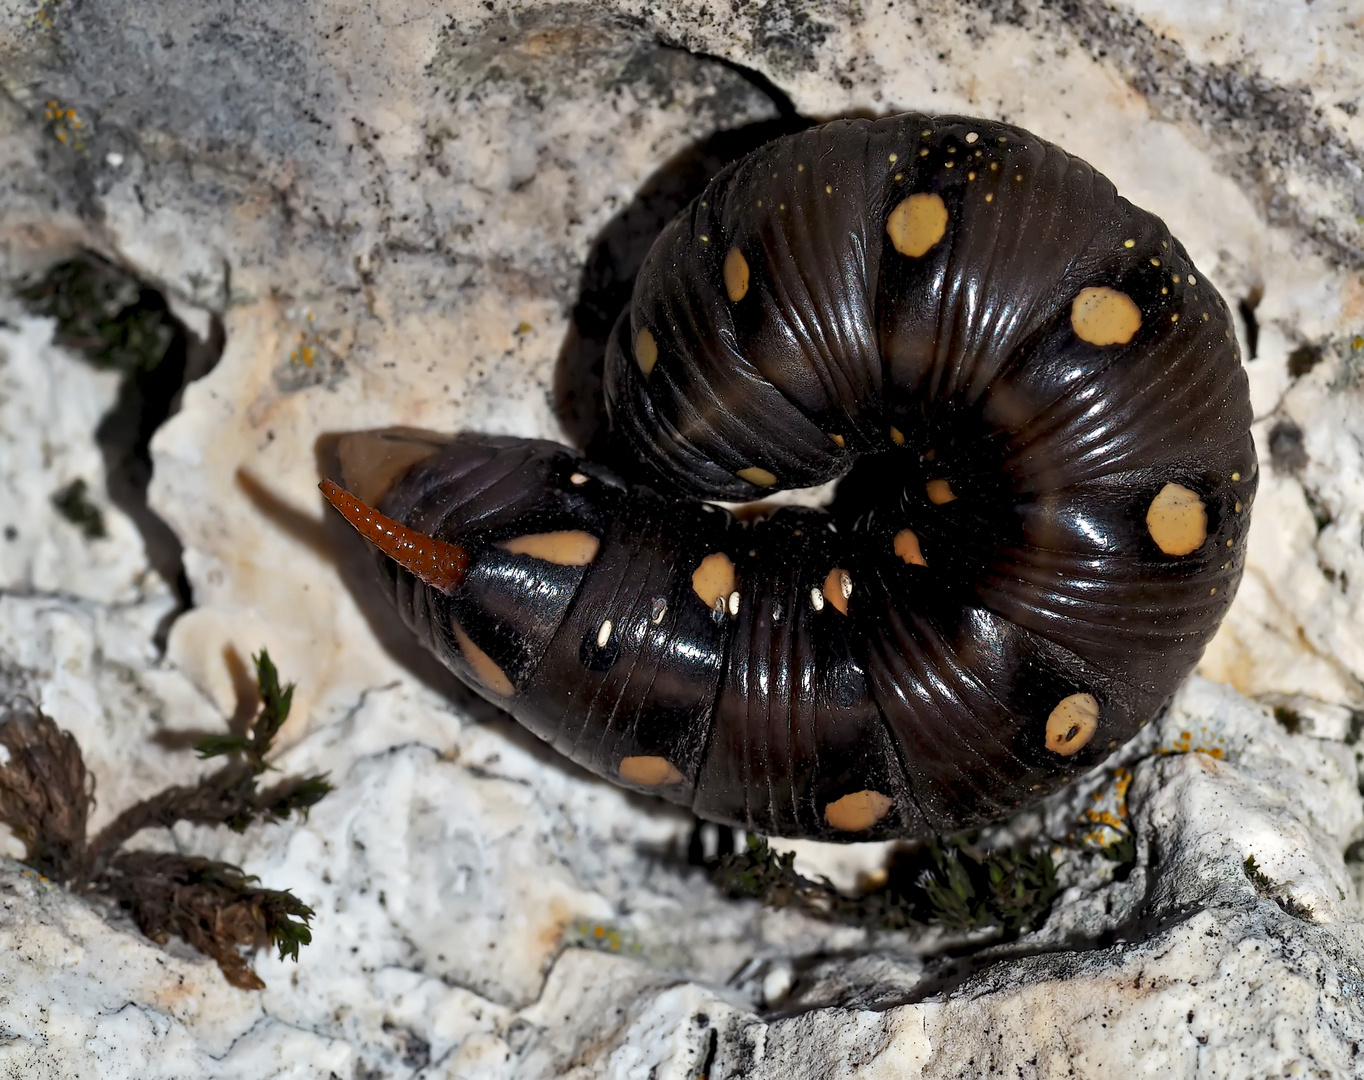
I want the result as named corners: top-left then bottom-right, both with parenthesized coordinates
top-left (0, 651), bottom-right (329, 989)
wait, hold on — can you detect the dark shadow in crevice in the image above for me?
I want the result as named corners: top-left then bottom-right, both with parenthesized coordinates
top-left (104, 310), bottom-right (225, 650)
top-left (1238, 284), bottom-right (1262, 361)
top-left (19, 254), bottom-right (226, 650)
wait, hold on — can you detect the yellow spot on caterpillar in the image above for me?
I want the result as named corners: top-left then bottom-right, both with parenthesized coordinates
top-left (797, 163), bottom-right (804, 172)
top-left (737, 466), bottom-right (777, 487)
top-left (1071, 286), bottom-right (1142, 346)
top-left (500, 530), bottom-right (600, 566)
top-left (597, 619), bottom-right (613, 647)
top-left (570, 472), bottom-right (588, 485)
top-left (692, 552), bottom-right (737, 610)
top-left (830, 433), bottom-right (845, 448)
top-left (919, 148), bottom-right (929, 157)
top-left (825, 184), bottom-right (833, 194)
top-left (724, 247), bottom-right (750, 303)
top-left (894, 528), bottom-right (927, 566)
top-left (823, 568), bottom-right (852, 614)
top-left (968, 171), bottom-right (976, 180)
top-left (1046, 693), bottom-right (1099, 756)
top-left (825, 790), bottom-right (894, 832)
top-left (990, 162), bottom-right (999, 171)
top-left (1231, 472), bottom-right (1241, 481)
top-left (1172, 274), bottom-right (1181, 283)
top-left (1188, 275), bottom-right (1197, 285)
top-left (889, 426), bottom-right (905, 444)
top-left (1123, 239), bottom-right (1135, 248)
top-left (926, 478), bottom-right (956, 505)
top-left (1150, 257), bottom-right (1161, 266)
top-left (985, 193), bottom-right (994, 202)
top-left (887, 193), bottom-right (949, 258)
top-left (699, 235), bottom-right (710, 243)
top-left (1171, 313), bottom-right (1179, 322)
top-left (619, 756), bottom-right (684, 786)
top-left (452, 623), bottom-right (514, 698)
top-left (966, 131), bottom-right (979, 143)
top-left (635, 328), bottom-right (658, 376)
top-left (945, 161), bottom-right (955, 168)
top-left (889, 152), bottom-right (898, 162)
top-left (1147, 483), bottom-right (1207, 556)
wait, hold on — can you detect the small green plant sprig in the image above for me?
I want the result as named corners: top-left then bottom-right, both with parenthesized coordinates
top-left (1244, 854), bottom-right (1315, 922)
top-left (0, 651), bottom-right (331, 989)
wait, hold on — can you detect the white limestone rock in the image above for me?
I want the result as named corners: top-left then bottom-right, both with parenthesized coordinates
top-left (0, 0), bottom-right (1362, 1075)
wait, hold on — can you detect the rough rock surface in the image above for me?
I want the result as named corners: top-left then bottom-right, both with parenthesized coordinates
top-left (1, 0), bottom-right (1363, 1076)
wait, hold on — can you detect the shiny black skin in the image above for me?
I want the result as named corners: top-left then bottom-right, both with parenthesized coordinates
top-left (373, 113), bottom-right (1255, 841)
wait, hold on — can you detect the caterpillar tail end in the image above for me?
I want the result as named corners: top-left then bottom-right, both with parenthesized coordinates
top-left (320, 478), bottom-right (468, 593)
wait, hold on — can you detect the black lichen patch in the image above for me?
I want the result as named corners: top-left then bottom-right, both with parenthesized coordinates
top-left (705, 832), bottom-right (1059, 938)
top-left (749, 0), bottom-right (835, 80)
top-left (51, 477), bottom-right (106, 540)
top-left (0, 651), bottom-right (329, 990)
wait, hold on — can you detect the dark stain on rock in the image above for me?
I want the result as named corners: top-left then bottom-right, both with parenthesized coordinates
top-left (428, 4), bottom-right (774, 127)
top-left (968, 0), bottom-right (1364, 270)
top-left (1287, 343), bottom-right (1324, 377)
top-left (1268, 417), bottom-right (1308, 474)
top-left (1239, 285), bottom-right (1263, 360)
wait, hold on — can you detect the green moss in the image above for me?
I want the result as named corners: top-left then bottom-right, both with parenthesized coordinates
top-left (1100, 832), bottom-right (1137, 867)
top-left (708, 832), bottom-right (1060, 937)
top-left (51, 477), bottom-right (106, 539)
top-left (19, 255), bottom-right (175, 376)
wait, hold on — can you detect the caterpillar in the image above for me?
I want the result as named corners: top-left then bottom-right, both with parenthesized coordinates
top-left (322, 113), bottom-right (1255, 842)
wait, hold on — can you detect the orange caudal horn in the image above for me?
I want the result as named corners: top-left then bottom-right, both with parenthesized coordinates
top-left (320, 479), bottom-right (468, 592)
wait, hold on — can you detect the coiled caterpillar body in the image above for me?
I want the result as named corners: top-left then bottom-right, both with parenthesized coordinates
top-left (324, 113), bottom-right (1254, 841)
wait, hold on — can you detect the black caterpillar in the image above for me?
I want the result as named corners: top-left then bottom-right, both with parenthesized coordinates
top-left (323, 113), bottom-right (1255, 842)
